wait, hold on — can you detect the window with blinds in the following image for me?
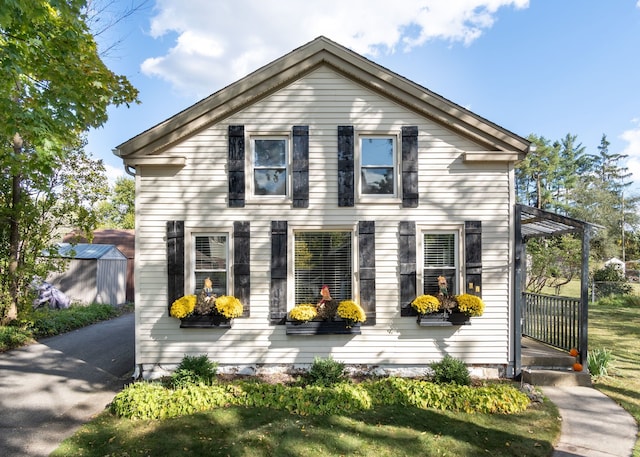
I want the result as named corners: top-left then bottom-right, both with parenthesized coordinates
top-left (423, 232), bottom-right (458, 295)
top-left (194, 235), bottom-right (228, 296)
top-left (294, 231), bottom-right (352, 304)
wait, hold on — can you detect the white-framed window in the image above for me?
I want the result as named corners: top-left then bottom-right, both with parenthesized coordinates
top-left (250, 136), bottom-right (289, 198)
top-left (193, 234), bottom-right (228, 296)
top-left (358, 135), bottom-right (398, 198)
top-left (294, 230), bottom-right (353, 305)
top-left (421, 230), bottom-right (459, 296)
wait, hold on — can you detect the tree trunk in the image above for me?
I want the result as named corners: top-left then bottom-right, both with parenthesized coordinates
top-left (4, 133), bottom-right (23, 323)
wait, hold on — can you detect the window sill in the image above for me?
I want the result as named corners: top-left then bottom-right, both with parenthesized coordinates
top-left (357, 196), bottom-right (402, 205)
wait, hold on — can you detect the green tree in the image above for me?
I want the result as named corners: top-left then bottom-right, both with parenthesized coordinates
top-left (1, 1), bottom-right (138, 321)
top-left (97, 177), bottom-right (135, 229)
top-left (515, 134), bottom-right (561, 209)
top-left (0, 140), bottom-right (109, 319)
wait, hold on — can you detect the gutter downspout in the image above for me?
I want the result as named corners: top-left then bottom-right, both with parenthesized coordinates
top-left (112, 148), bottom-right (136, 177)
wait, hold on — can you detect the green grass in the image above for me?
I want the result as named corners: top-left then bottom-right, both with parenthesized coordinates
top-left (588, 296), bottom-right (640, 456)
top-left (0, 303), bottom-right (134, 352)
top-left (52, 400), bottom-right (559, 457)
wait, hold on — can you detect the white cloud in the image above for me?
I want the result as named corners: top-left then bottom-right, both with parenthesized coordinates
top-left (104, 162), bottom-right (128, 189)
top-left (141, 0), bottom-right (529, 97)
top-left (621, 119), bottom-right (640, 190)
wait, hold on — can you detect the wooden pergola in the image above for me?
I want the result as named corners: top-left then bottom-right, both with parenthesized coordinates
top-left (513, 204), bottom-right (595, 377)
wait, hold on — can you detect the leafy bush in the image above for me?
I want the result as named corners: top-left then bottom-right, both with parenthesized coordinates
top-left (111, 377), bottom-right (531, 420)
top-left (169, 354), bottom-right (218, 387)
top-left (0, 325), bottom-right (34, 352)
top-left (1, 303), bottom-right (132, 352)
top-left (588, 348), bottom-right (613, 377)
top-left (307, 356), bottom-right (346, 386)
top-left (110, 382), bottom-right (232, 420)
top-left (593, 264), bottom-right (633, 298)
top-left (430, 355), bottom-right (471, 385)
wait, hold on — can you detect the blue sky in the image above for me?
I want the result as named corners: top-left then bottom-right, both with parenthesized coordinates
top-left (90, 0), bottom-right (640, 193)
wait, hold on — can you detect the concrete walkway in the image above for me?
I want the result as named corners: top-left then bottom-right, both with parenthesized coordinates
top-left (0, 313), bottom-right (134, 457)
top-left (543, 386), bottom-right (638, 457)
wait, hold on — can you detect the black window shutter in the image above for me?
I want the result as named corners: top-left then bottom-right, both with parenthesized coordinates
top-left (465, 221), bottom-right (482, 297)
top-left (228, 125), bottom-right (245, 208)
top-left (292, 125), bottom-right (309, 208)
top-left (337, 126), bottom-right (355, 207)
top-left (359, 221), bottom-right (376, 325)
top-left (233, 221), bottom-right (250, 317)
top-left (399, 221), bottom-right (417, 316)
top-left (401, 126), bottom-right (419, 208)
top-left (166, 220), bottom-right (185, 311)
top-left (270, 221), bottom-right (288, 323)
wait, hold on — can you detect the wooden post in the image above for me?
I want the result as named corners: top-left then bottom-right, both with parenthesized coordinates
top-left (513, 204), bottom-right (523, 379)
top-left (579, 226), bottom-right (591, 366)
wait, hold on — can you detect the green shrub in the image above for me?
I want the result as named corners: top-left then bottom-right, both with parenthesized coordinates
top-left (307, 356), bottom-right (346, 386)
top-left (0, 325), bottom-right (33, 352)
top-left (588, 348), bottom-right (613, 377)
top-left (170, 354), bottom-right (218, 387)
top-left (593, 265), bottom-right (633, 298)
top-left (29, 304), bottom-right (121, 337)
top-left (111, 377), bottom-right (530, 420)
top-left (110, 382), bottom-right (232, 420)
top-left (429, 355), bottom-right (471, 385)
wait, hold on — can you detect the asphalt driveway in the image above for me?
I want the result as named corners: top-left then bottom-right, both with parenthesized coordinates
top-left (0, 313), bottom-right (134, 457)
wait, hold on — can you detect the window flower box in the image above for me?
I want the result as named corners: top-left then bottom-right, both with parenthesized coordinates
top-left (417, 312), bottom-right (471, 327)
top-left (180, 314), bottom-right (232, 329)
top-left (285, 319), bottom-right (361, 335)
top-left (286, 292), bottom-right (366, 335)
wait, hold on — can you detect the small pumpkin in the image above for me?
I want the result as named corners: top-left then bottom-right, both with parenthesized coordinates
top-left (572, 362), bottom-right (583, 372)
top-left (569, 348), bottom-right (579, 357)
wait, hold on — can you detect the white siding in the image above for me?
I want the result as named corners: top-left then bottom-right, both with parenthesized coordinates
top-left (133, 67), bottom-right (515, 373)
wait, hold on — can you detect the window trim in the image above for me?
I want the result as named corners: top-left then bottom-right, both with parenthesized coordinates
top-left (290, 226), bottom-right (357, 310)
top-left (356, 132), bottom-right (400, 203)
top-left (187, 230), bottom-right (232, 296)
top-left (247, 132), bottom-right (291, 203)
top-left (417, 225), bottom-right (462, 296)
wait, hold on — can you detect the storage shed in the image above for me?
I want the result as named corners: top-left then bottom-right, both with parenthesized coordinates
top-left (47, 243), bottom-right (127, 305)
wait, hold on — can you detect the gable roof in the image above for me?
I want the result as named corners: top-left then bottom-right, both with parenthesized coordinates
top-left (114, 36), bottom-right (531, 166)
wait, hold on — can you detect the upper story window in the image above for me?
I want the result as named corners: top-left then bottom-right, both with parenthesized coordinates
top-left (359, 136), bottom-right (397, 197)
top-left (251, 136), bottom-right (288, 197)
top-left (422, 231), bottom-right (458, 296)
top-left (194, 234), bottom-right (228, 296)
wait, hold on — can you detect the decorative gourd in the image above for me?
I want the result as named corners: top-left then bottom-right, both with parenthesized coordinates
top-left (572, 363), bottom-right (583, 372)
top-left (569, 348), bottom-right (579, 357)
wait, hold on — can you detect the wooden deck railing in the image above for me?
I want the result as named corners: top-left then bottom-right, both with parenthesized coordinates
top-left (522, 293), bottom-right (581, 352)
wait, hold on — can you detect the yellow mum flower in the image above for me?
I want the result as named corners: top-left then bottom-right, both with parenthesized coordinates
top-left (288, 304), bottom-right (318, 323)
top-left (337, 300), bottom-right (366, 326)
top-left (411, 294), bottom-right (441, 315)
top-left (215, 295), bottom-right (244, 319)
top-left (170, 295), bottom-right (197, 319)
top-left (455, 294), bottom-right (485, 317)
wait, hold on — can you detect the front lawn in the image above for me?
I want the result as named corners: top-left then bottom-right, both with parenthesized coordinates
top-left (588, 296), bottom-right (640, 456)
top-left (52, 397), bottom-right (559, 457)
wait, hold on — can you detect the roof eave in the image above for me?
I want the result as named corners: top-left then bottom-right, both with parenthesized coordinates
top-left (115, 36), bottom-right (530, 159)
